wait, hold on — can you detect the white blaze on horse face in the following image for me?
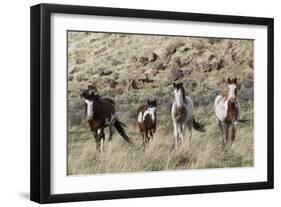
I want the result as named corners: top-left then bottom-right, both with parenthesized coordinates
top-left (228, 84), bottom-right (237, 100)
top-left (174, 88), bottom-right (184, 107)
top-left (148, 107), bottom-right (156, 122)
top-left (85, 99), bottom-right (94, 119)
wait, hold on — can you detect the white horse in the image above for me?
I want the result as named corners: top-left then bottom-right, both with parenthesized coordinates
top-left (214, 77), bottom-right (240, 147)
top-left (171, 82), bottom-right (205, 149)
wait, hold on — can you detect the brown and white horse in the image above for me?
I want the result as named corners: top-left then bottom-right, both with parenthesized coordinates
top-left (137, 100), bottom-right (157, 144)
top-left (214, 77), bottom-right (240, 147)
top-left (81, 86), bottom-right (132, 152)
top-left (171, 83), bottom-right (205, 149)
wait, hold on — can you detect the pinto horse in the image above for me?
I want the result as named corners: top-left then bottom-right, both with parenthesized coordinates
top-left (137, 100), bottom-right (157, 144)
top-left (214, 77), bottom-right (240, 147)
top-left (81, 87), bottom-right (132, 152)
top-left (171, 82), bottom-right (205, 149)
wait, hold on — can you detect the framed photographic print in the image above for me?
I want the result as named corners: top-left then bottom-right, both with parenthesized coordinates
top-left (30, 3), bottom-right (274, 203)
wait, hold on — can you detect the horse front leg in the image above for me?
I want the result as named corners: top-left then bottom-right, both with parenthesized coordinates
top-left (173, 122), bottom-right (179, 149)
top-left (108, 124), bottom-right (114, 142)
top-left (231, 124), bottom-right (236, 143)
top-left (94, 129), bottom-right (105, 153)
top-left (108, 124), bottom-right (114, 150)
top-left (225, 124), bottom-right (229, 144)
top-left (139, 127), bottom-right (145, 146)
top-left (141, 131), bottom-right (145, 145)
top-left (187, 122), bottom-right (192, 150)
top-left (92, 130), bottom-right (100, 152)
top-left (221, 121), bottom-right (227, 148)
top-left (222, 123), bottom-right (230, 149)
top-left (217, 119), bottom-right (223, 143)
top-left (180, 123), bottom-right (186, 146)
top-left (149, 130), bottom-right (153, 141)
top-left (144, 128), bottom-right (149, 143)
top-left (177, 124), bottom-right (183, 146)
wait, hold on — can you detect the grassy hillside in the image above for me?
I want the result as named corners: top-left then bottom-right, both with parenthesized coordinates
top-left (67, 32), bottom-right (254, 175)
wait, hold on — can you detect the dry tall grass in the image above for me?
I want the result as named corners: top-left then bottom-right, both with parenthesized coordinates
top-left (68, 101), bottom-right (253, 175)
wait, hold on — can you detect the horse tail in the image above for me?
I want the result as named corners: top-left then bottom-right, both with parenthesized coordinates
top-left (114, 119), bottom-right (133, 144)
top-left (193, 119), bottom-right (205, 132)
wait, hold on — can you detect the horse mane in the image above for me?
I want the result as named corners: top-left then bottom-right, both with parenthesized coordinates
top-left (93, 94), bottom-right (100, 101)
top-left (101, 97), bottom-right (115, 106)
top-left (181, 86), bottom-right (187, 104)
top-left (90, 96), bottom-right (115, 119)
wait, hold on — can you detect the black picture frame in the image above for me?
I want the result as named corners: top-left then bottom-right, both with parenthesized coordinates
top-left (30, 3), bottom-right (274, 204)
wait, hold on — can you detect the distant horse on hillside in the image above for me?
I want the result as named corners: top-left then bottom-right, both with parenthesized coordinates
top-left (81, 86), bottom-right (132, 152)
top-left (171, 82), bottom-right (205, 149)
top-left (214, 77), bottom-right (240, 147)
top-left (137, 99), bottom-right (157, 144)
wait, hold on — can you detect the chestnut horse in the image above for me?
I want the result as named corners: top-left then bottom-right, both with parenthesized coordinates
top-left (214, 77), bottom-right (240, 147)
top-left (81, 86), bottom-right (132, 152)
top-left (137, 99), bottom-right (157, 144)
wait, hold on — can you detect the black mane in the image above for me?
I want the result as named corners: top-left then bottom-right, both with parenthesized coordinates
top-left (180, 86), bottom-right (187, 104)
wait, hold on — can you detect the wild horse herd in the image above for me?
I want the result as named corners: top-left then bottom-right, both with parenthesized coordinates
top-left (80, 77), bottom-right (241, 152)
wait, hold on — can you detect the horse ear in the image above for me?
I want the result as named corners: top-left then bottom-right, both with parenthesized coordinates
top-left (173, 83), bottom-right (176, 88)
top-left (147, 100), bottom-right (150, 105)
top-left (234, 77), bottom-right (237, 84)
top-left (227, 78), bottom-right (231, 83)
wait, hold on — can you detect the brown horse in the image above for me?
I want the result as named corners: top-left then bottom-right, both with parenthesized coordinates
top-left (214, 77), bottom-right (240, 147)
top-left (81, 86), bottom-right (132, 152)
top-left (137, 100), bottom-right (157, 144)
